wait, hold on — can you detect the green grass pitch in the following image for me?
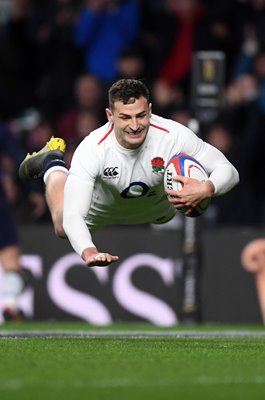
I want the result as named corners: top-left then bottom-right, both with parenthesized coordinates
top-left (1, 322), bottom-right (265, 400)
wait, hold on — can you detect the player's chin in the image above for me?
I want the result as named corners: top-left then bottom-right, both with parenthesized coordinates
top-left (125, 138), bottom-right (144, 149)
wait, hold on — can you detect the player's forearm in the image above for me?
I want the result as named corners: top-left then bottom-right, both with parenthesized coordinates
top-left (197, 143), bottom-right (240, 196)
top-left (209, 162), bottom-right (239, 196)
top-left (63, 214), bottom-right (95, 257)
top-left (63, 174), bottom-right (96, 256)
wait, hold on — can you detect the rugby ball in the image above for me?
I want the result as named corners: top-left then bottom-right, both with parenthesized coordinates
top-left (164, 153), bottom-right (210, 217)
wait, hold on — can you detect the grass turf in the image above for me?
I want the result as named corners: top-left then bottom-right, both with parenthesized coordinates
top-left (0, 323), bottom-right (265, 400)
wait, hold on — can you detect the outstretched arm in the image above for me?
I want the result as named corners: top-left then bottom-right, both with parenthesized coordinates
top-left (63, 174), bottom-right (119, 267)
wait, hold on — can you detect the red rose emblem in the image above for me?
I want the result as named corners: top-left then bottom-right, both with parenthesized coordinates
top-left (151, 157), bottom-right (164, 168)
top-left (151, 157), bottom-right (165, 174)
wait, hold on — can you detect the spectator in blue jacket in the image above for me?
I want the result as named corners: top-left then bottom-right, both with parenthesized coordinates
top-left (74, 0), bottom-right (139, 83)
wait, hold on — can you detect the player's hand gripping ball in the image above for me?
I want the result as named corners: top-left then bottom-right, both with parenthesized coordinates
top-left (164, 153), bottom-right (210, 217)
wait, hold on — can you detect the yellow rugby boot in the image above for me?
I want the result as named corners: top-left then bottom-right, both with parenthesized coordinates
top-left (19, 137), bottom-right (66, 180)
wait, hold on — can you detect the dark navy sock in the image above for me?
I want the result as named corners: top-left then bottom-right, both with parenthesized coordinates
top-left (43, 154), bottom-right (67, 174)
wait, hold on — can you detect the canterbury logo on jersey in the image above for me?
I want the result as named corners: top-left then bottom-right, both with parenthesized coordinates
top-left (103, 167), bottom-right (119, 177)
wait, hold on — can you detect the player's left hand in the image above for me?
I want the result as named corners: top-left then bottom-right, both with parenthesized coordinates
top-left (165, 175), bottom-right (214, 214)
top-left (82, 247), bottom-right (119, 267)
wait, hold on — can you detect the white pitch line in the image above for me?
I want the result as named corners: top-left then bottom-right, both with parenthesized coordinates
top-left (1, 330), bottom-right (265, 338)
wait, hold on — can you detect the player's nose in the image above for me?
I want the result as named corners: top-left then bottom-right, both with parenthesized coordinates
top-left (129, 117), bottom-right (139, 131)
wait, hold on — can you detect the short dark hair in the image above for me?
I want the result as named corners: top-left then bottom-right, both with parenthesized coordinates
top-left (108, 79), bottom-right (150, 110)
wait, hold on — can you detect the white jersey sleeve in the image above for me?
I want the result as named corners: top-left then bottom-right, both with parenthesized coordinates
top-left (195, 142), bottom-right (239, 195)
top-left (63, 134), bottom-right (101, 256)
top-left (63, 175), bottom-right (95, 255)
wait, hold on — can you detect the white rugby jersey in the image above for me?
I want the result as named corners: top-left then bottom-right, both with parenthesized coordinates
top-left (63, 114), bottom-right (239, 256)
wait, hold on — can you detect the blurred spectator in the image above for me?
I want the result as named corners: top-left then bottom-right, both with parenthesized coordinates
top-left (158, 0), bottom-right (206, 88)
top-left (225, 74), bottom-right (265, 224)
top-left (31, 0), bottom-right (83, 122)
top-left (0, 0), bottom-right (36, 118)
top-left (73, 0), bottom-right (140, 83)
top-left (151, 79), bottom-right (185, 116)
top-left (76, 110), bottom-right (99, 142)
top-left (238, 0), bottom-right (265, 50)
top-left (140, 0), bottom-right (243, 86)
top-left (56, 73), bottom-right (104, 143)
top-left (116, 47), bottom-right (146, 81)
top-left (254, 50), bottom-right (265, 112)
top-left (24, 118), bottom-right (54, 153)
top-left (0, 0), bottom-right (83, 121)
top-left (226, 74), bottom-right (260, 111)
top-left (229, 5), bottom-right (265, 160)
top-left (167, 104), bottom-right (190, 127)
top-left (205, 123), bottom-right (234, 156)
top-left (139, 0), bottom-right (169, 84)
top-left (203, 121), bottom-right (242, 226)
top-left (232, 25), bottom-right (265, 114)
top-left (63, 110), bottom-right (100, 168)
top-left (193, 0), bottom-right (243, 80)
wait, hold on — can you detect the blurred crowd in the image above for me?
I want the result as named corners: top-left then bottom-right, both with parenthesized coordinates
top-left (1, 0), bottom-right (265, 227)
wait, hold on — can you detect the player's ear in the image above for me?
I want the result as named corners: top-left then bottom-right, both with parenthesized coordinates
top-left (106, 108), bottom-right (113, 122)
top-left (149, 103), bottom-right (152, 117)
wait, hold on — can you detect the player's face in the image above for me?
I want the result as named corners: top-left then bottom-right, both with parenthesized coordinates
top-left (106, 97), bottom-right (152, 149)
